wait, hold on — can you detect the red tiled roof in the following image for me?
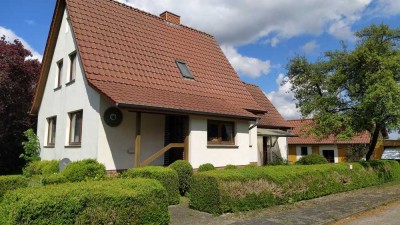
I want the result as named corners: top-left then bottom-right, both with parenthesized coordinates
top-left (30, 0), bottom-right (266, 118)
top-left (244, 83), bottom-right (291, 128)
top-left (287, 119), bottom-right (370, 144)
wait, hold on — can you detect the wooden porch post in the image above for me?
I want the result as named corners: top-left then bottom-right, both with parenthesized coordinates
top-left (135, 112), bottom-right (141, 167)
top-left (184, 135), bottom-right (189, 161)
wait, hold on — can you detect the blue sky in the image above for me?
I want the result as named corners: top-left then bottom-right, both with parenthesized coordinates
top-left (0, 0), bottom-right (399, 122)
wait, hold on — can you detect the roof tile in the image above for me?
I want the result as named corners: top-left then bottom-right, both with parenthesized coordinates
top-left (287, 119), bottom-right (370, 144)
top-left (65, 0), bottom-right (264, 118)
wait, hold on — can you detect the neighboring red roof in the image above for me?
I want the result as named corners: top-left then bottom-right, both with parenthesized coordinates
top-left (30, 0), bottom-right (264, 119)
top-left (244, 83), bottom-right (291, 128)
top-left (287, 119), bottom-right (370, 144)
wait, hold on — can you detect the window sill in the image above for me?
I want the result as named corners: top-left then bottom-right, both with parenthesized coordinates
top-left (66, 80), bottom-right (75, 86)
top-left (65, 145), bottom-right (81, 148)
top-left (54, 86), bottom-right (61, 91)
top-left (207, 145), bottom-right (238, 149)
top-left (43, 145), bottom-right (55, 148)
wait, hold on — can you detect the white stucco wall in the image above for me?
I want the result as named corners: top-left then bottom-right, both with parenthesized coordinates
top-left (188, 115), bottom-right (255, 168)
top-left (97, 97), bottom-right (165, 170)
top-left (277, 137), bottom-right (288, 160)
top-left (38, 9), bottom-right (101, 162)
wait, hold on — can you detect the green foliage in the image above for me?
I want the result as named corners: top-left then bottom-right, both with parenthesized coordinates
top-left (169, 160), bottom-right (193, 196)
top-left (347, 144), bottom-right (369, 162)
top-left (189, 161), bottom-right (400, 214)
top-left (295, 154), bottom-right (328, 165)
top-left (198, 163), bottom-right (216, 172)
top-left (41, 173), bottom-right (68, 185)
top-left (0, 175), bottom-right (29, 200)
top-left (20, 129), bottom-right (41, 163)
top-left (62, 159), bottom-right (106, 182)
top-left (0, 178), bottom-right (169, 225)
top-left (121, 166), bottom-right (180, 204)
top-left (225, 165), bottom-right (238, 170)
top-left (22, 160), bottom-right (59, 177)
top-left (269, 152), bottom-right (289, 165)
top-left (285, 24), bottom-right (400, 159)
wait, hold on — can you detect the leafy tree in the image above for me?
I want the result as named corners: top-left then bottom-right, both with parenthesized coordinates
top-left (20, 129), bottom-right (41, 163)
top-left (0, 36), bottom-right (40, 174)
top-left (286, 24), bottom-right (400, 160)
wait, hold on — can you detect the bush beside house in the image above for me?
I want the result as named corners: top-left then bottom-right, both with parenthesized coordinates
top-left (169, 160), bottom-right (193, 196)
top-left (0, 178), bottom-right (169, 225)
top-left (198, 163), bottom-right (215, 172)
top-left (295, 154), bottom-right (328, 165)
top-left (190, 160), bottom-right (400, 214)
top-left (22, 160), bottom-right (59, 177)
top-left (121, 166), bottom-right (180, 204)
top-left (62, 159), bottom-right (106, 182)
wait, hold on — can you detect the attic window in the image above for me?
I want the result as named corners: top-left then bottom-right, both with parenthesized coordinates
top-left (176, 61), bottom-right (194, 79)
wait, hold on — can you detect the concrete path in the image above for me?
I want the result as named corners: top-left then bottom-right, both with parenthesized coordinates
top-left (169, 182), bottom-right (400, 225)
top-left (334, 200), bottom-right (400, 225)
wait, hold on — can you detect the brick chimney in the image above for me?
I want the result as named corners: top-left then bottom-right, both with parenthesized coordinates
top-left (160, 11), bottom-right (180, 24)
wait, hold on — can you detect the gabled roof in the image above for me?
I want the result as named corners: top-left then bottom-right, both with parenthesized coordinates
top-left (30, 0), bottom-right (265, 119)
top-left (244, 83), bottom-right (291, 128)
top-left (287, 119), bottom-right (371, 144)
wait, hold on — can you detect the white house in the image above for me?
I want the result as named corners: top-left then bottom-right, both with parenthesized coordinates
top-left (30, 0), bottom-right (290, 171)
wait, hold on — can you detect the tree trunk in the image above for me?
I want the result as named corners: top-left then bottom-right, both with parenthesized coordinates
top-left (366, 124), bottom-right (381, 161)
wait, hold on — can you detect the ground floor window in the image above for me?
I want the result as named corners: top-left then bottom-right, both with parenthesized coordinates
top-left (322, 150), bottom-right (335, 163)
top-left (300, 146), bottom-right (308, 156)
top-left (207, 120), bottom-right (235, 145)
top-left (69, 110), bottom-right (83, 145)
top-left (47, 116), bottom-right (57, 146)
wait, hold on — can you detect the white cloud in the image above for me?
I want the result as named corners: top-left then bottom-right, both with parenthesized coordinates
top-left (221, 45), bottom-right (270, 78)
top-left (0, 26), bottom-right (42, 61)
top-left (301, 40), bottom-right (319, 53)
top-left (371, 0), bottom-right (400, 16)
top-left (116, 0), bottom-right (372, 45)
top-left (266, 74), bottom-right (300, 119)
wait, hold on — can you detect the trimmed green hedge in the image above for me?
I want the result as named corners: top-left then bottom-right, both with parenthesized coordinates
top-left (0, 175), bottom-right (28, 200)
top-left (121, 166), bottom-right (180, 205)
top-left (62, 159), bottom-right (106, 182)
top-left (225, 165), bottom-right (238, 170)
top-left (0, 178), bottom-right (169, 225)
top-left (41, 173), bottom-right (68, 185)
top-left (22, 160), bottom-right (59, 177)
top-left (169, 160), bottom-right (193, 196)
top-left (295, 154), bottom-right (328, 165)
top-left (198, 163), bottom-right (215, 172)
top-left (190, 160), bottom-right (400, 214)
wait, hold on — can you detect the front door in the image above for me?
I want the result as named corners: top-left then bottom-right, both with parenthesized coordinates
top-left (164, 115), bottom-right (188, 166)
top-left (322, 150), bottom-right (335, 163)
top-left (263, 136), bottom-right (268, 165)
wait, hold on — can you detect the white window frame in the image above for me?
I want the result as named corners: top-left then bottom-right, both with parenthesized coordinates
top-left (319, 145), bottom-right (338, 163)
top-left (296, 145), bottom-right (312, 160)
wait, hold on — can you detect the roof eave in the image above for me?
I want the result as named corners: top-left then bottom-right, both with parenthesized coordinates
top-left (117, 103), bottom-right (259, 120)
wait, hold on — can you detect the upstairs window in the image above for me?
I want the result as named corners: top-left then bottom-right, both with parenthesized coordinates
top-left (176, 61), bottom-right (194, 79)
top-left (69, 52), bottom-right (77, 82)
top-left (69, 110), bottom-right (83, 145)
top-left (47, 116), bottom-right (57, 146)
top-left (56, 60), bottom-right (63, 88)
top-left (207, 120), bottom-right (235, 145)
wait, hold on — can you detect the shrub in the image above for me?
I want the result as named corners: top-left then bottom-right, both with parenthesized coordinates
top-left (295, 154), bottom-right (328, 165)
top-left (224, 165), bottom-right (238, 170)
top-left (198, 163), bottom-right (215, 172)
top-left (169, 160), bottom-right (193, 196)
top-left (20, 129), bottom-right (41, 163)
top-left (121, 166), bottom-right (180, 205)
top-left (0, 175), bottom-right (28, 200)
top-left (189, 161), bottom-right (400, 214)
top-left (269, 152), bottom-right (289, 165)
top-left (0, 178), bottom-right (169, 225)
top-left (22, 160), bottom-right (59, 177)
top-left (41, 173), bottom-right (68, 185)
top-left (62, 159), bottom-right (106, 182)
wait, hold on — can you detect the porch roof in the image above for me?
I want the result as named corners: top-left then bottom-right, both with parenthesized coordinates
top-left (258, 128), bottom-right (297, 137)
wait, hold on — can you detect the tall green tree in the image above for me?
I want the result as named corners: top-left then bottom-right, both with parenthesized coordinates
top-left (0, 36), bottom-right (40, 174)
top-left (286, 24), bottom-right (400, 160)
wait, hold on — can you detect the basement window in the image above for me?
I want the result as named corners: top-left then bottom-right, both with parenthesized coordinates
top-left (176, 61), bottom-right (194, 79)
